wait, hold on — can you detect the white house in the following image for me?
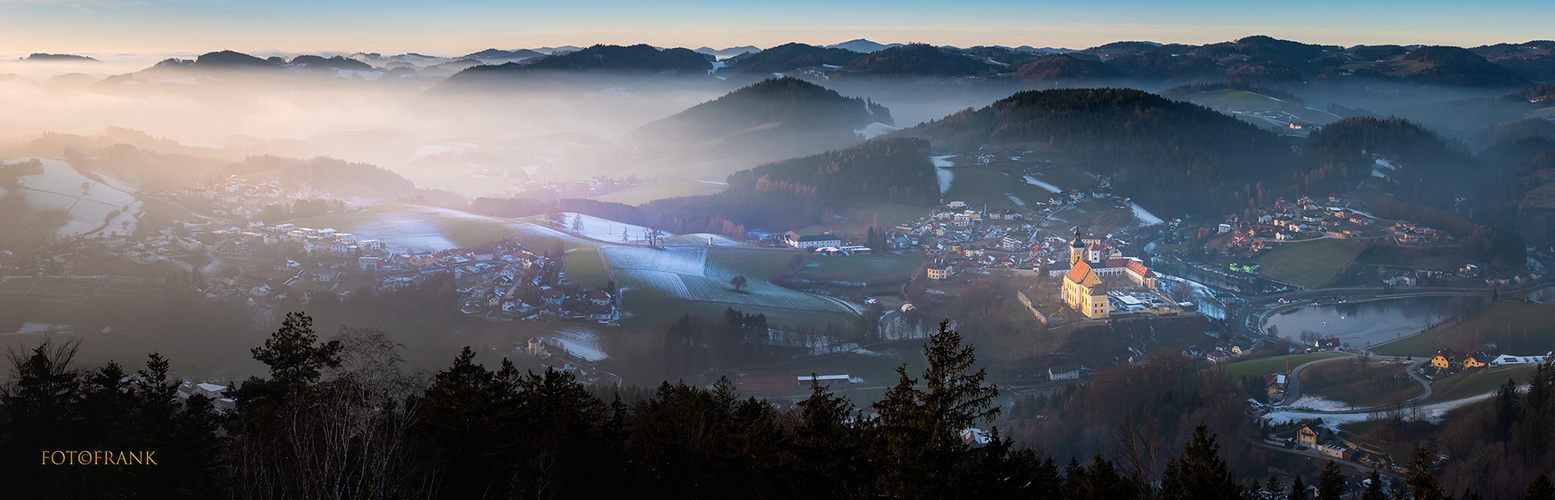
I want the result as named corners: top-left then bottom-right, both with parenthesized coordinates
top-left (788, 233), bottom-right (842, 250)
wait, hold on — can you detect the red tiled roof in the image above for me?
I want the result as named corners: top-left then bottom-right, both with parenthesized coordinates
top-left (1065, 260), bottom-right (1093, 283)
top-left (1125, 260), bottom-right (1153, 277)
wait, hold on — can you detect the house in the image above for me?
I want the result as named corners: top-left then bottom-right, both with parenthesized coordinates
top-left (927, 261), bottom-right (952, 280)
top-left (526, 336), bottom-right (545, 356)
top-left (1431, 348), bottom-right (1462, 370)
top-left (787, 233), bottom-right (842, 250)
top-left (589, 290), bottom-right (612, 307)
top-left (1316, 338), bottom-right (1342, 351)
top-left (1297, 421), bottom-right (1333, 446)
top-left (541, 289), bottom-right (566, 306)
top-left (1462, 351), bottom-right (1493, 369)
top-left (1049, 365), bottom-right (1084, 380)
top-left (358, 256), bottom-right (381, 272)
top-left (1263, 374), bottom-right (1287, 396)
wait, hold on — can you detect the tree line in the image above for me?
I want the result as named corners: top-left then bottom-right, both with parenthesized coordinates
top-left (4, 313), bottom-right (1551, 499)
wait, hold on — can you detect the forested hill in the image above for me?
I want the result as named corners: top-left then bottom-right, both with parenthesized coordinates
top-left (627, 77), bottom-right (892, 161)
top-left (436, 44), bottom-right (714, 89)
top-left (843, 43), bottom-right (998, 77)
top-left (1297, 117), bottom-right (1482, 199)
top-left (719, 43), bottom-right (860, 75)
top-left (641, 138), bottom-right (936, 232)
top-left (219, 156), bottom-right (464, 207)
top-left (893, 88), bottom-right (1295, 216)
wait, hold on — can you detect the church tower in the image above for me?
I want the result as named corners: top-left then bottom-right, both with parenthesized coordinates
top-left (1069, 227), bottom-right (1086, 267)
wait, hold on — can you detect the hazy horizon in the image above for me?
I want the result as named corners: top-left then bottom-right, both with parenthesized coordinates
top-left (2, 0), bottom-right (1552, 56)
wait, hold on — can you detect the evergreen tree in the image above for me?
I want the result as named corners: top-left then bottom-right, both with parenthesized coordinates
top-left (1363, 471), bottom-right (1387, 500)
top-left (1266, 474), bottom-right (1287, 500)
top-left (1405, 446), bottom-right (1446, 500)
top-left (872, 319), bottom-right (999, 498)
top-left (1528, 474), bottom-right (1555, 500)
top-left (1158, 423), bottom-right (1243, 500)
top-left (1318, 460), bottom-right (1344, 500)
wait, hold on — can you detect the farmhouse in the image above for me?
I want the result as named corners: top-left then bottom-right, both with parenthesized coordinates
top-left (1431, 348), bottom-right (1461, 370)
top-left (786, 233), bottom-right (842, 250)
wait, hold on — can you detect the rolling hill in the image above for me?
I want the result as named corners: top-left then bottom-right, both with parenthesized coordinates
top-left (625, 77), bottom-right (893, 163)
top-left (891, 87), bottom-right (1295, 216)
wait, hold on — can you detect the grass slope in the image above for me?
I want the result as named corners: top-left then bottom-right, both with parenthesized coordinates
top-left (1221, 351), bottom-right (1348, 381)
top-left (1254, 238), bottom-right (1363, 288)
top-left (1372, 300), bottom-right (1555, 357)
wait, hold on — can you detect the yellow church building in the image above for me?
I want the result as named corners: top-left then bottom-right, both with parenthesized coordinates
top-left (1062, 260), bottom-right (1110, 319)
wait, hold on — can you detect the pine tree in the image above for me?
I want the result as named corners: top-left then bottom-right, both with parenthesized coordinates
top-left (871, 319), bottom-right (1000, 497)
top-left (1527, 474), bottom-right (1555, 500)
top-left (1363, 470), bottom-right (1387, 500)
top-left (1317, 460), bottom-right (1344, 500)
top-left (1405, 446), bottom-right (1446, 500)
top-left (1158, 423), bottom-right (1243, 500)
top-left (1290, 475), bottom-right (1308, 500)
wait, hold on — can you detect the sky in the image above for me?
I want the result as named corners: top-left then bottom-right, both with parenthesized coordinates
top-left (0, 0), bottom-right (1552, 57)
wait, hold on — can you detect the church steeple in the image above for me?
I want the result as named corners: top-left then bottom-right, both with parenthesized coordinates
top-left (1069, 226), bottom-right (1085, 266)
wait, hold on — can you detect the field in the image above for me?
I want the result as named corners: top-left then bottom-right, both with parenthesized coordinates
top-left (939, 165), bottom-right (1055, 211)
top-left (291, 205), bottom-right (572, 253)
top-left (1300, 358), bottom-right (1423, 407)
top-left (561, 246), bottom-right (611, 289)
top-left (603, 246), bottom-right (859, 331)
top-left (1427, 364), bottom-right (1539, 403)
top-left (1254, 238), bottom-right (1363, 288)
top-left (589, 180), bottom-right (726, 205)
top-left (1372, 300), bottom-right (1555, 357)
top-left (797, 253), bottom-right (925, 283)
top-left (1190, 90), bottom-right (1342, 125)
top-left (1221, 351), bottom-right (1348, 381)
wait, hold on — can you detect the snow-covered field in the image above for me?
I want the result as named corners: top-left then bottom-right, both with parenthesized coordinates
top-left (1264, 391), bottom-right (1499, 427)
top-left (8, 158), bottom-right (143, 238)
top-left (1371, 157), bottom-right (1399, 180)
top-left (545, 325), bottom-right (608, 361)
top-left (605, 247), bottom-right (707, 276)
top-left (3, 322), bottom-right (74, 335)
top-left (854, 122), bottom-right (901, 140)
top-left (932, 155), bottom-right (955, 194)
top-left (604, 245), bottom-right (856, 316)
top-left (1131, 203), bottom-right (1164, 225)
top-left (1285, 395), bottom-right (1352, 412)
top-left (1022, 175), bottom-right (1060, 193)
top-left (558, 212), bottom-right (663, 244)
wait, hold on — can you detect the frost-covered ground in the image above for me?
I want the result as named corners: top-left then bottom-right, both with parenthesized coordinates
top-left (1263, 392), bottom-right (1499, 427)
top-left (1022, 175), bottom-right (1060, 193)
top-left (1131, 203), bottom-right (1164, 225)
top-left (8, 158), bottom-right (143, 238)
top-left (606, 247), bottom-right (707, 276)
top-left (604, 245), bottom-right (857, 315)
top-left (2, 322), bottom-right (74, 335)
top-left (854, 122), bottom-right (901, 140)
top-left (1285, 395), bottom-right (1352, 412)
top-left (932, 155), bottom-right (955, 194)
top-left (545, 325), bottom-right (608, 361)
top-left (1371, 157), bottom-right (1399, 179)
top-left (558, 212), bottom-right (663, 244)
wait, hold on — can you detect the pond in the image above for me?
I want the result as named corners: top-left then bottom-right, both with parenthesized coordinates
top-left (1261, 296), bottom-right (1453, 348)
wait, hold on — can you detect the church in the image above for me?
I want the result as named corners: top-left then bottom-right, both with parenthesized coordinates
top-left (1058, 228), bottom-right (1158, 319)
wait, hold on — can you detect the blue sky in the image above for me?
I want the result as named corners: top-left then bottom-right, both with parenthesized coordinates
top-left (1, 0), bottom-right (1551, 55)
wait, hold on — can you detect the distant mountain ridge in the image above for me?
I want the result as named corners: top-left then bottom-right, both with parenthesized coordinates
top-left (22, 53), bottom-right (99, 62)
